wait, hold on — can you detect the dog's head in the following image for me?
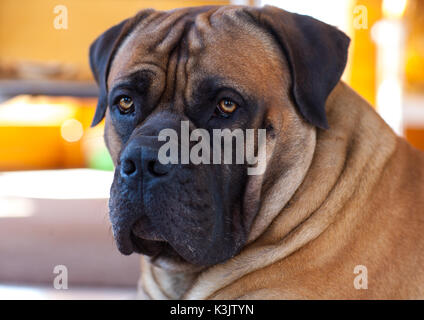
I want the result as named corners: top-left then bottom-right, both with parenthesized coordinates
top-left (89, 5), bottom-right (349, 268)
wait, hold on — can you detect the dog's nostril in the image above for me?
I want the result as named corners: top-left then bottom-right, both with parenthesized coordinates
top-left (147, 160), bottom-right (170, 177)
top-left (122, 159), bottom-right (136, 176)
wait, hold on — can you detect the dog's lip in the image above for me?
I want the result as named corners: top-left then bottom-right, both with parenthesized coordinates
top-left (112, 222), bottom-right (166, 256)
top-left (129, 232), bottom-right (166, 256)
top-left (129, 225), bottom-right (188, 263)
top-left (113, 226), bottom-right (135, 256)
top-left (129, 220), bottom-right (164, 256)
top-left (131, 218), bottom-right (164, 242)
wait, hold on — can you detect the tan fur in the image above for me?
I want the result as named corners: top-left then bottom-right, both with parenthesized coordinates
top-left (102, 7), bottom-right (424, 299)
top-left (205, 83), bottom-right (424, 299)
top-left (136, 82), bottom-right (424, 300)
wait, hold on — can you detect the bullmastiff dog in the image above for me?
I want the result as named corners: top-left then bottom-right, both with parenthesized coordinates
top-left (89, 5), bottom-right (424, 299)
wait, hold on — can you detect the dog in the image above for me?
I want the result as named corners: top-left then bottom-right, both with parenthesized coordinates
top-left (89, 5), bottom-right (424, 299)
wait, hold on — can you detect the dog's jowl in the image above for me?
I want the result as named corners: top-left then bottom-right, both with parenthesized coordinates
top-left (89, 5), bottom-right (424, 299)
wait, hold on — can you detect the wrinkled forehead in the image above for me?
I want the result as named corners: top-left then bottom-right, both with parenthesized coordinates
top-left (107, 6), bottom-right (288, 98)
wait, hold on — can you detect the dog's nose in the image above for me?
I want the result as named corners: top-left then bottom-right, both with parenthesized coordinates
top-left (120, 144), bottom-right (173, 179)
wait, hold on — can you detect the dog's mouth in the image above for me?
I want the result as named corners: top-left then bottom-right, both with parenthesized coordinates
top-left (129, 218), bottom-right (165, 256)
top-left (127, 218), bottom-right (185, 263)
top-left (110, 204), bottom-right (193, 266)
top-left (129, 232), bottom-right (190, 266)
top-left (129, 232), bottom-right (166, 256)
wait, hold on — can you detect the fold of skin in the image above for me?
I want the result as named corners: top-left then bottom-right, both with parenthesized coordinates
top-left (138, 82), bottom-right (424, 300)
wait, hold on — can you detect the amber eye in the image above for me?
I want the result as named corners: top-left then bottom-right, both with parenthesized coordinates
top-left (117, 96), bottom-right (134, 114)
top-left (217, 98), bottom-right (237, 116)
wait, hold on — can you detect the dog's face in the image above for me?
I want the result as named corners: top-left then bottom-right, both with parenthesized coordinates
top-left (89, 6), bottom-right (349, 267)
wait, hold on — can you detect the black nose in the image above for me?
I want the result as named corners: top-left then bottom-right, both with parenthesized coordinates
top-left (120, 144), bottom-right (173, 179)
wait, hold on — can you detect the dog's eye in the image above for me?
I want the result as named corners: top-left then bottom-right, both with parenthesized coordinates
top-left (216, 98), bottom-right (237, 117)
top-left (117, 96), bottom-right (134, 114)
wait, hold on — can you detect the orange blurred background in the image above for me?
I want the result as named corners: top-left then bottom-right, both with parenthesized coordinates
top-left (0, 0), bottom-right (423, 171)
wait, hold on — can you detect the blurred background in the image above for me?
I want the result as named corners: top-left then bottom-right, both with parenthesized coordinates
top-left (0, 0), bottom-right (423, 299)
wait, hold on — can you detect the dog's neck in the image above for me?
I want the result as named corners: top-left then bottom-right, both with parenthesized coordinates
top-left (137, 82), bottom-right (398, 299)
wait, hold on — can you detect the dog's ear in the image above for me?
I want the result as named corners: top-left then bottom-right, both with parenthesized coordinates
top-left (246, 5), bottom-right (350, 129)
top-left (89, 19), bottom-right (130, 126)
top-left (89, 10), bottom-right (155, 127)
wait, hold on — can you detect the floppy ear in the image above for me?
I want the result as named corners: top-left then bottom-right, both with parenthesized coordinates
top-left (246, 5), bottom-right (350, 129)
top-left (89, 19), bottom-right (131, 127)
